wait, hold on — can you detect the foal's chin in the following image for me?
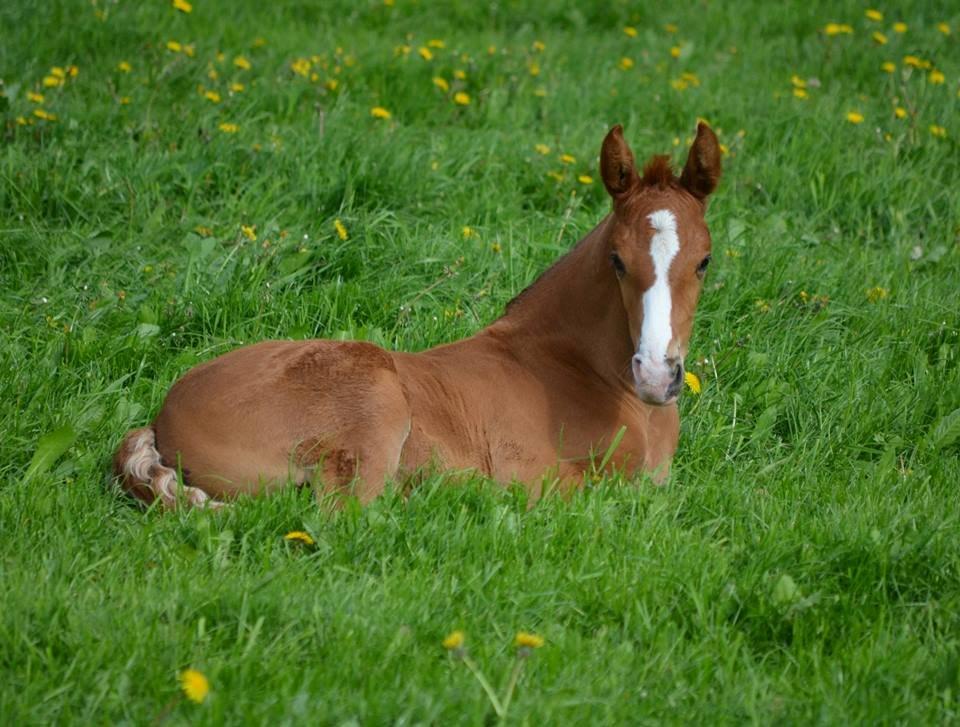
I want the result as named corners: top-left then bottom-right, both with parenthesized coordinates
top-left (634, 386), bottom-right (678, 407)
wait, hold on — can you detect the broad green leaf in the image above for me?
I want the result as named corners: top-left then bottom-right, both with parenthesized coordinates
top-left (925, 408), bottom-right (960, 452)
top-left (25, 425), bottom-right (78, 481)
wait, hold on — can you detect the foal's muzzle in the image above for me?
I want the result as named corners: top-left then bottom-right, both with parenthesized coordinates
top-left (631, 354), bottom-right (684, 405)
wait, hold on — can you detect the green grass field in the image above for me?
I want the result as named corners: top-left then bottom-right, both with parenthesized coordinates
top-left (3, 0), bottom-right (960, 723)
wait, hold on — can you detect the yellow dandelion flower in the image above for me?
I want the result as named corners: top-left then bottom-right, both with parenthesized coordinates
top-left (384, 0), bottom-right (394, 6)
top-left (179, 669), bottom-right (209, 704)
top-left (528, 62), bottom-right (540, 76)
top-left (624, 26), bottom-right (637, 37)
top-left (515, 632), bottom-right (545, 649)
top-left (172, 0), bottom-right (192, 12)
top-left (118, 60), bottom-right (132, 72)
top-left (865, 9), bottom-right (883, 21)
top-left (719, 143), bottom-right (730, 156)
top-left (50, 66), bottom-right (66, 79)
top-left (577, 174), bottom-right (593, 184)
top-left (67, 65), bottom-right (78, 77)
top-left (427, 39), bottom-right (445, 49)
top-left (534, 143), bottom-right (551, 155)
top-left (929, 124), bottom-right (947, 138)
top-left (195, 225), bottom-right (213, 237)
top-left (432, 77), bottom-right (449, 92)
top-left (461, 226), bottom-right (475, 238)
top-left (291, 58), bottom-right (311, 77)
top-left (230, 82), bottom-right (245, 93)
top-left (682, 72), bottom-right (700, 86)
top-left (453, 91), bottom-right (470, 105)
top-left (670, 78), bottom-right (689, 91)
top-left (937, 22), bottom-right (951, 35)
top-left (872, 31), bottom-right (888, 45)
top-left (559, 153), bottom-right (575, 164)
top-left (119, 96), bottom-right (131, 105)
top-left (618, 57), bottom-right (634, 70)
top-left (670, 45), bottom-right (681, 58)
top-left (284, 530), bottom-right (315, 545)
top-left (846, 111), bottom-right (864, 124)
top-left (881, 61), bottom-right (896, 73)
top-left (453, 69), bottom-right (466, 80)
top-left (418, 46), bottom-right (434, 61)
top-left (790, 75), bottom-right (806, 88)
top-left (491, 242), bottom-right (502, 253)
top-left (793, 88), bottom-right (808, 99)
top-left (442, 631), bottom-right (465, 650)
top-left (894, 106), bottom-right (907, 119)
top-left (370, 106), bottom-right (391, 119)
top-left (27, 91), bottom-right (44, 103)
top-left (664, 23), bottom-right (678, 34)
top-left (903, 55), bottom-right (929, 69)
top-left (234, 56), bottom-right (251, 70)
top-left (334, 219), bottom-right (348, 240)
top-left (204, 90), bottom-right (221, 103)
top-left (241, 224), bottom-right (256, 240)
top-left (183, 44), bottom-right (195, 57)
top-left (824, 23), bottom-right (854, 36)
top-left (325, 79), bottom-right (338, 91)
top-left (208, 68), bottom-right (219, 81)
top-left (218, 122), bottom-right (238, 133)
top-left (42, 75), bottom-right (62, 88)
top-left (532, 40), bottom-right (546, 52)
top-left (166, 40), bottom-right (182, 53)
top-left (929, 70), bottom-right (945, 84)
top-left (684, 371), bottom-right (702, 394)
top-left (866, 286), bottom-right (888, 302)
top-left (15, 116), bottom-right (28, 126)
top-left (892, 21), bottom-right (907, 33)
top-left (33, 109), bottom-right (57, 121)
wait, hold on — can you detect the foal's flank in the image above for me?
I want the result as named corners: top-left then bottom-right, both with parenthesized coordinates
top-left (114, 122), bottom-right (722, 508)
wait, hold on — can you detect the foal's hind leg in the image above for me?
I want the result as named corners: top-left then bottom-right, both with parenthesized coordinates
top-left (302, 379), bottom-right (412, 505)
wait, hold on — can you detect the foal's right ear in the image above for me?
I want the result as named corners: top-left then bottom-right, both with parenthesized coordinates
top-left (600, 124), bottom-right (639, 200)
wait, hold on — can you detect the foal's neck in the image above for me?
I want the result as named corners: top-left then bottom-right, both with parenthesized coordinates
top-left (489, 215), bottom-right (635, 388)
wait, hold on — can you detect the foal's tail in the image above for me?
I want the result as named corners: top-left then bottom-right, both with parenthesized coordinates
top-left (113, 427), bottom-right (223, 510)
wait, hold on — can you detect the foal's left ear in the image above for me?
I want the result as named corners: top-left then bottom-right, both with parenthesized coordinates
top-left (680, 122), bottom-right (722, 203)
top-left (600, 124), bottom-right (640, 200)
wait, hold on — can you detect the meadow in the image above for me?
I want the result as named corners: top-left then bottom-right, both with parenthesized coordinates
top-left (2, 0), bottom-right (959, 723)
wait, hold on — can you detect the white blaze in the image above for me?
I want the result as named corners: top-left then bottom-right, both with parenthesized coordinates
top-left (637, 209), bottom-right (679, 365)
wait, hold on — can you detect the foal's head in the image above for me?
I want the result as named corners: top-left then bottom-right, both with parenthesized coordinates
top-left (600, 122), bottom-right (722, 405)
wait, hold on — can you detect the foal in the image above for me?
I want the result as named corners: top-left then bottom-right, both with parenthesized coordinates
top-left (114, 122), bottom-right (721, 508)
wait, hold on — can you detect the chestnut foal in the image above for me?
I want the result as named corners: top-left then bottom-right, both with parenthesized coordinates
top-left (114, 122), bottom-right (721, 509)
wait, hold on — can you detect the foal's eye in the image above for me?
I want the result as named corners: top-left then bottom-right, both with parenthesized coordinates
top-left (610, 252), bottom-right (626, 277)
top-left (696, 255), bottom-right (712, 278)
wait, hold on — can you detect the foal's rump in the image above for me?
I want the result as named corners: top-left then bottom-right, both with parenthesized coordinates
top-left (115, 339), bottom-right (411, 506)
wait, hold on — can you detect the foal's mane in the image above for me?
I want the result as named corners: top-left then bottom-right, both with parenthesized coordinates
top-left (503, 153), bottom-right (678, 316)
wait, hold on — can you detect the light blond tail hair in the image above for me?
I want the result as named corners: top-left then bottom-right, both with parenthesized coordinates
top-left (113, 427), bottom-right (223, 510)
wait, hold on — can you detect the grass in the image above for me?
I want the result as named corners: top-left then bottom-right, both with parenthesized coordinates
top-left (2, 0), bottom-right (959, 722)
